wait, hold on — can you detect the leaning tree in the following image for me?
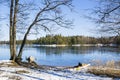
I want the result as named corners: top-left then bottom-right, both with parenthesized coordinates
top-left (6, 0), bottom-right (73, 62)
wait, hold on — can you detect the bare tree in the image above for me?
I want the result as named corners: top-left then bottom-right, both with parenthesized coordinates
top-left (5, 0), bottom-right (73, 62)
top-left (0, 0), bottom-right (17, 60)
top-left (16, 0), bottom-right (73, 62)
top-left (9, 0), bottom-right (19, 60)
top-left (9, 0), bottom-right (14, 60)
top-left (91, 0), bottom-right (120, 35)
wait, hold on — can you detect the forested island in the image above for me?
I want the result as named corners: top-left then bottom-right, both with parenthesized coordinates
top-left (1, 35), bottom-right (120, 46)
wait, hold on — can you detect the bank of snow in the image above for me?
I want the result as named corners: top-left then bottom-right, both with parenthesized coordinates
top-left (0, 60), bottom-right (113, 80)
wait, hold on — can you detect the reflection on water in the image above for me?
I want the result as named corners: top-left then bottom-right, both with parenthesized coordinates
top-left (0, 45), bottom-right (120, 66)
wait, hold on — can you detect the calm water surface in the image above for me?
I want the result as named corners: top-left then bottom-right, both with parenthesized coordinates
top-left (0, 44), bottom-right (120, 66)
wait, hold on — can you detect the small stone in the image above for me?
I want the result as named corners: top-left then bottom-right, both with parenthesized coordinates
top-left (27, 56), bottom-right (35, 63)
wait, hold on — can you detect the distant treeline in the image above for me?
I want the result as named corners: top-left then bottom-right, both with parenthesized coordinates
top-left (0, 35), bottom-right (120, 45)
top-left (34, 35), bottom-right (120, 45)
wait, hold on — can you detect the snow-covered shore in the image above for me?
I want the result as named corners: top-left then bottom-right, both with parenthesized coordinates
top-left (0, 60), bottom-right (113, 80)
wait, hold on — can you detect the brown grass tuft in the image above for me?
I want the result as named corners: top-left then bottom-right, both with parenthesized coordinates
top-left (16, 70), bottom-right (29, 74)
top-left (88, 67), bottom-right (120, 78)
top-left (3, 75), bottom-right (22, 80)
top-left (88, 60), bottom-right (120, 78)
top-left (105, 60), bottom-right (115, 68)
top-left (9, 75), bottom-right (22, 80)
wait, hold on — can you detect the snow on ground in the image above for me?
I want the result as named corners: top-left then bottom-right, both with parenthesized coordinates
top-left (0, 60), bottom-right (113, 80)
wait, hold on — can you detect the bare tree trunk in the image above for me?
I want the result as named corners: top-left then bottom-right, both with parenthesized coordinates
top-left (16, 23), bottom-right (34, 62)
top-left (15, 0), bottom-right (73, 62)
top-left (12, 0), bottom-right (19, 61)
top-left (10, 0), bottom-right (14, 60)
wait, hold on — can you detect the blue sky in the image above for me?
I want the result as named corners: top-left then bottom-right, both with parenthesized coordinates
top-left (50, 0), bottom-right (98, 37)
top-left (0, 0), bottom-right (98, 41)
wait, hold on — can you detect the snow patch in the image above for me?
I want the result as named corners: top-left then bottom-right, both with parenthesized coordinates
top-left (0, 60), bottom-right (113, 80)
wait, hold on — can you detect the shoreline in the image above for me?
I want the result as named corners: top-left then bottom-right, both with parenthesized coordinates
top-left (0, 43), bottom-right (119, 47)
top-left (25, 44), bottom-right (118, 47)
top-left (0, 60), bottom-right (114, 80)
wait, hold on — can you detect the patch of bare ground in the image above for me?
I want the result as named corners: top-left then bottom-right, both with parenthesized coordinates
top-left (17, 61), bottom-right (57, 70)
top-left (19, 60), bottom-right (120, 78)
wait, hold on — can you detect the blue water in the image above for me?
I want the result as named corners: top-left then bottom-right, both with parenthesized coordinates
top-left (0, 44), bottom-right (120, 66)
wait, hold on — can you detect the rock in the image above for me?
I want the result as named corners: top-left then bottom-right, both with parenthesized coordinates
top-left (26, 56), bottom-right (35, 63)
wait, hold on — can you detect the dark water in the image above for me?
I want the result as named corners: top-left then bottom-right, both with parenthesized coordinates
top-left (0, 44), bottom-right (120, 66)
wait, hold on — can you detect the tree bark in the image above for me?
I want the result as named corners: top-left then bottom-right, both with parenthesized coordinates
top-left (16, 23), bottom-right (34, 62)
top-left (16, 6), bottom-right (41, 62)
top-left (9, 0), bottom-right (14, 60)
top-left (12, 0), bottom-right (19, 61)
top-left (15, 0), bottom-right (73, 62)
top-left (13, 0), bottom-right (19, 60)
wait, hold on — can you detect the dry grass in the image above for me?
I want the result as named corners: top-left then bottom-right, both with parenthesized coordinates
top-left (88, 67), bottom-right (120, 78)
top-left (2, 75), bottom-right (22, 80)
top-left (8, 62), bottom-right (19, 67)
top-left (0, 61), bottom-right (18, 67)
top-left (88, 60), bottom-right (120, 78)
top-left (8, 75), bottom-right (22, 80)
top-left (16, 70), bottom-right (29, 74)
top-left (105, 60), bottom-right (115, 68)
